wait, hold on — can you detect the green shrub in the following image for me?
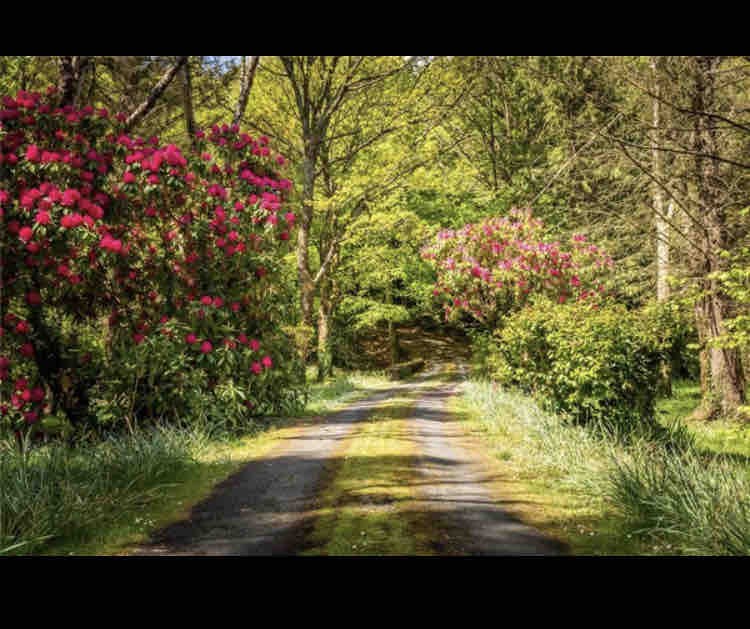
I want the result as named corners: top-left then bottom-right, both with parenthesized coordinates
top-left (641, 300), bottom-right (700, 381)
top-left (486, 298), bottom-right (664, 430)
top-left (468, 329), bottom-right (506, 380)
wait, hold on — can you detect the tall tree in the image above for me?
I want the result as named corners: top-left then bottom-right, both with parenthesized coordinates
top-left (688, 56), bottom-right (746, 416)
top-left (244, 56), bottom-right (453, 377)
top-left (650, 56), bottom-right (672, 303)
top-left (233, 55), bottom-right (260, 126)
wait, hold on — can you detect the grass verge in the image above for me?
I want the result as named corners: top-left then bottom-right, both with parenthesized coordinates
top-left (451, 382), bottom-right (645, 555)
top-left (302, 374), bottom-right (444, 555)
top-left (1, 369), bottom-right (390, 556)
top-left (656, 380), bottom-right (750, 458)
top-left (455, 379), bottom-right (750, 555)
top-left (303, 368), bottom-right (392, 416)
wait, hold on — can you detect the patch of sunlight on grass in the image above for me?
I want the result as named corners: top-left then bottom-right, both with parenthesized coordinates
top-left (302, 396), bottom-right (432, 556)
top-left (303, 368), bottom-right (392, 416)
top-left (656, 380), bottom-right (750, 459)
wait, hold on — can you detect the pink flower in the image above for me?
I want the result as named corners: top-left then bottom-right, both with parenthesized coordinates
top-left (133, 333), bottom-right (145, 344)
top-left (26, 292), bottom-right (42, 306)
top-left (60, 213), bottom-right (83, 229)
top-left (20, 343), bottom-right (35, 357)
top-left (61, 189), bottom-right (81, 207)
top-left (185, 333), bottom-right (197, 344)
top-left (16, 321), bottom-right (30, 334)
top-left (123, 171), bottom-right (136, 184)
top-left (25, 144), bottom-right (41, 163)
top-left (35, 210), bottom-right (51, 225)
top-left (249, 339), bottom-right (260, 352)
top-left (261, 355), bottom-right (273, 369)
top-left (18, 226), bottom-right (33, 242)
top-left (200, 295), bottom-right (213, 306)
top-left (250, 361), bottom-right (262, 375)
top-left (200, 340), bottom-right (212, 354)
top-left (99, 234), bottom-right (123, 253)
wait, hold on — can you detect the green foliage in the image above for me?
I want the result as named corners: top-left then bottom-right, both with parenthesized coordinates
top-left (480, 298), bottom-right (665, 430)
top-left (333, 207), bottom-right (436, 368)
top-left (641, 299), bottom-right (699, 380)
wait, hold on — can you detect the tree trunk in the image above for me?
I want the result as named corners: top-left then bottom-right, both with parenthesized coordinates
top-left (650, 57), bottom-right (670, 303)
top-left (123, 56), bottom-right (188, 132)
top-left (690, 56), bottom-right (745, 418)
top-left (386, 283), bottom-right (399, 367)
top-left (316, 279), bottom-right (334, 381)
top-left (297, 144), bottom-right (318, 366)
top-left (233, 55), bottom-right (260, 127)
top-left (181, 58), bottom-right (197, 149)
top-left (57, 56), bottom-right (89, 107)
top-left (650, 57), bottom-right (672, 396)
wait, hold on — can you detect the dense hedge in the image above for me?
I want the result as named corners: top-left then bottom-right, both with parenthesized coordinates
top-left (473, 299), bottom-right (667, 429)
top-left (1, 88), bottom-right (304, 437)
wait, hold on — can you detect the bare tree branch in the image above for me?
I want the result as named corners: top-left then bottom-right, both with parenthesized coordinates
top-left (123, 56), bottom-right (188, 132)
top-left (232, 55), bottom-right (260, 127)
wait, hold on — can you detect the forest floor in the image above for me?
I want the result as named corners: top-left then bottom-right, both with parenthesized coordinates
top-left (129, 333), bottom-right (564, 556)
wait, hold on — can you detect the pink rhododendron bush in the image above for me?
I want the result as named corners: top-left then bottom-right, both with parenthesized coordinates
top-left (423, 209), bottom-right (669, 429)
top-left (1, 88), bottom-right (303, 437)
top-left (421, 208), bottom-right (613, 327)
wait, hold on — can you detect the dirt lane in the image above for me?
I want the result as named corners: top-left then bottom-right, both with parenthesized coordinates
top-left (133, 362), bottom-right (563, 555)
top-left (407, 368), bottom-right (566, 555)
top-left (133, 385), bottom-right (407, 555)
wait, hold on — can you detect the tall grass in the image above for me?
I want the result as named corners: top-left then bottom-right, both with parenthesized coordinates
top-left (461, 379), bottom-right (750, 555)
top-left (0, 426), bottom-right (210, 555)
top-left (304, 369), bottom-right (390, 414)
top-left (608, 445), bottom-right (750, 555)
top-left (1, 368), bottom-right (392, 555)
